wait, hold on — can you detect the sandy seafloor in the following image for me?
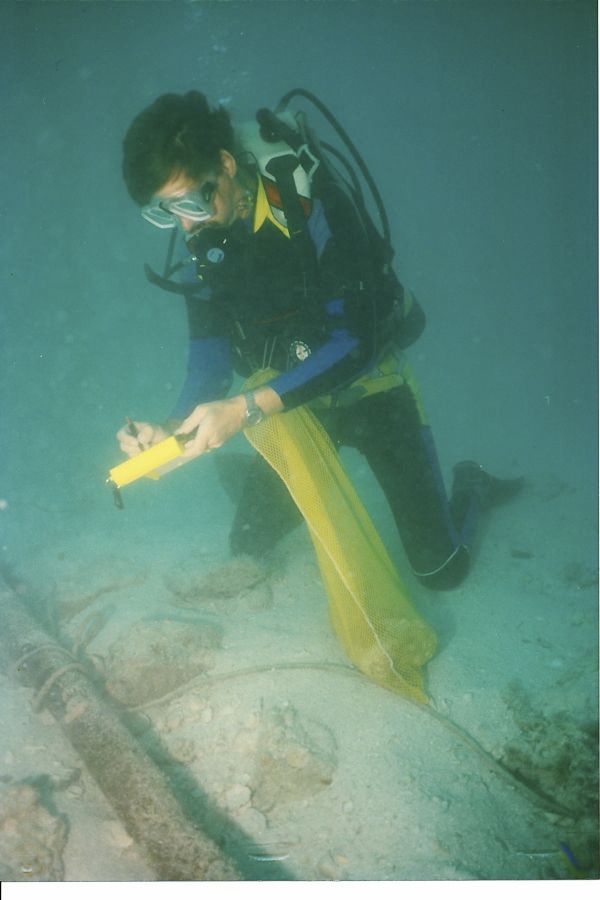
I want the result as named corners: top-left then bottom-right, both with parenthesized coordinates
top-left (0, 432), bottom-right (597, 888)
top-left (1, 0), bottom-right (597, 892)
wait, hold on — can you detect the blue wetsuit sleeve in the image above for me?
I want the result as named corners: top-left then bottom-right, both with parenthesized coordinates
top-left (264, 197), bottom-right (375, 410)
top-left (268, 323), bottom-right (363, 406)
top-left (169, 337), bottom-right (233, 421)
top-left (167, 235), bottom-right (233, 422)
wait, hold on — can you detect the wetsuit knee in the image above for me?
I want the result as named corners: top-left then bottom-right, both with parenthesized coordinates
top-left (415, 544), bottom-right (471, 591)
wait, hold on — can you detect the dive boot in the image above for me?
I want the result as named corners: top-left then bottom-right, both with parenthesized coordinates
top-left (451, 461), bottom-right (525, 512)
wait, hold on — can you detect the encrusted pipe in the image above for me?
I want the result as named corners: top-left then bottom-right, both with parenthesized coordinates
top-left (0, 585), bottom-right (280, 881)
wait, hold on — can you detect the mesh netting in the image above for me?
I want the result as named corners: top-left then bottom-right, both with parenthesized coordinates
top-left (243, 375), bottom-right (437, 703)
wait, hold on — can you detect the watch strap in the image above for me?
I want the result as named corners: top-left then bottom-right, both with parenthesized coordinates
top-left (243, 391), bottom-right (264, 426)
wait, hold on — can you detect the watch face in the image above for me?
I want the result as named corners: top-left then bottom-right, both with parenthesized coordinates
top-left (245, 409), bottom-right (263, 426)
top-left (244, 393), bottom-right (263, 426)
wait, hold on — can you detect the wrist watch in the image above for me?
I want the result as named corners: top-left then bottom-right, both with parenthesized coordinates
top-left (242, 391), bottom-right (264, 427)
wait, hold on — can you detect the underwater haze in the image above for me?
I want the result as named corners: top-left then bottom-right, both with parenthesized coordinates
top-left (1, 0), bottom-right (596, 543)
top-left (0, 0), bottom-right (597, 886)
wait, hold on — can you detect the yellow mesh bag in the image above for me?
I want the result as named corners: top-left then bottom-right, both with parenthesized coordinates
top-left (243, 373), bottom-right (437, 703)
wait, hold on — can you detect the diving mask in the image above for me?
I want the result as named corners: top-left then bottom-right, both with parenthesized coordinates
top-left (141, 178), bottom-right (218, 229)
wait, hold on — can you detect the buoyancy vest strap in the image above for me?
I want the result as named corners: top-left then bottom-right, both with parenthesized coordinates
top-left (256, 107), bottom-right (321, 291)
top-left (308, 349), bottom-right (407, 410)
top-left (264, 155), bottom-right (309, 238)
top-left (264, 154), bottom-right (319, 294)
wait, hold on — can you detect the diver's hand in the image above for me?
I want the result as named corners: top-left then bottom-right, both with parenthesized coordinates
top-left (175, 388), bottom-right (283, 460)
top-left (116, 421), bottom-right (169, 457)
top-left (175, 397), bottom-right (247, 459)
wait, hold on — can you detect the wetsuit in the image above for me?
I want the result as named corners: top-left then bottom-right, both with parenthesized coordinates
top-left (166, 174), bottom-right (473, 589)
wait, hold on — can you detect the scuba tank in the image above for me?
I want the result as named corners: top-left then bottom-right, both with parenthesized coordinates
top-left (268, 88), bottom-right (394, 269)
top-left (235, 110), bottom-right (318, 232)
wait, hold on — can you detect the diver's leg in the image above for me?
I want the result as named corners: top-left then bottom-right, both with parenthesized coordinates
top-left (341, 385), bottom-right (523, 589)
top-left (228, 453), bottom-right (303, 558)
top-left (340, 386), bottom-right (472, 590)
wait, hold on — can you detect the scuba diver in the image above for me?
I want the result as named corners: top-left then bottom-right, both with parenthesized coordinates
top-left (117, 89), bottom-right (523, 590)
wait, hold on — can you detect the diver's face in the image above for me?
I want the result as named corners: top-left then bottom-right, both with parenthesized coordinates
top-left (155, 150), bottom-right (242, 235)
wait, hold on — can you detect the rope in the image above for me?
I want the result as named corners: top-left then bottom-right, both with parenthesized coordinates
top-left (32, 663), bottom-right (89, 712)
top-left (12, 643), bottom-right (76, 675)
top-left (127, 660), bottom-right (356, 711)
top-left (124, 659), bottom-right (575, 819)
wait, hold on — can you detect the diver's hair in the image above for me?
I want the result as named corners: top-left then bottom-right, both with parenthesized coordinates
top-left (122, 91), bottom-right (235, 205)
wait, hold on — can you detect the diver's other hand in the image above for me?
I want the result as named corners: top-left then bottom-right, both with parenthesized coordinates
top-left (175, 396), bottom-right (247, 459)
top-left (116, 421), bottom-right (168, 457)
